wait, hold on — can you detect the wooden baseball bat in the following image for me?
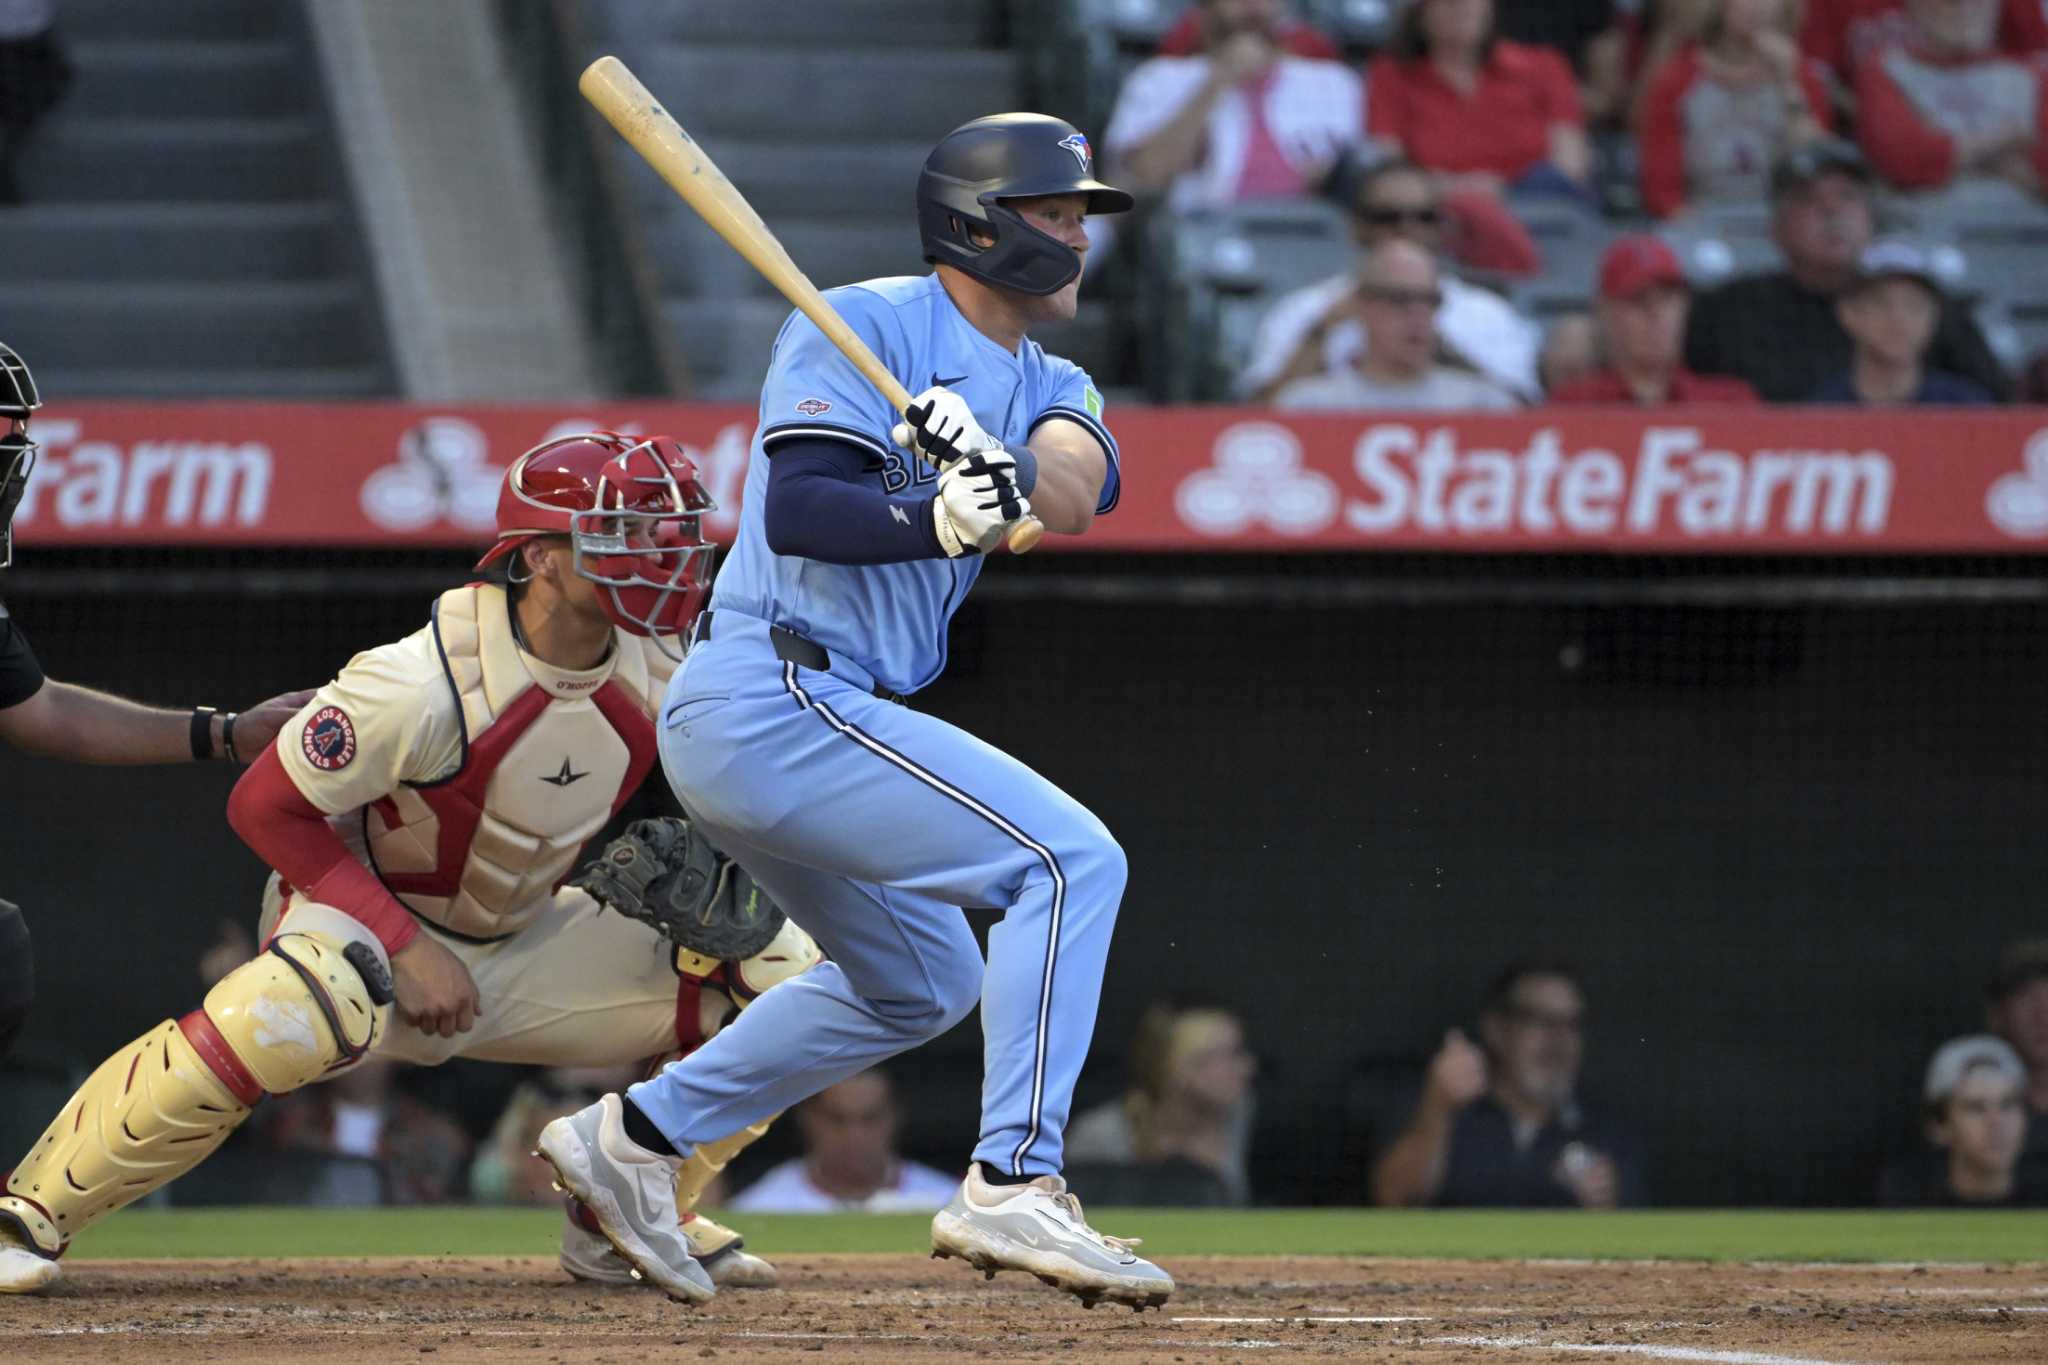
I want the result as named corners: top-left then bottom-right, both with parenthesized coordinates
top-left (579, 55), bottom-right (1044, 555)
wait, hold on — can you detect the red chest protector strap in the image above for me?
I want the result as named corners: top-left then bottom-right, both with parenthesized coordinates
top-left (372, 680), bottom-right (658, 901)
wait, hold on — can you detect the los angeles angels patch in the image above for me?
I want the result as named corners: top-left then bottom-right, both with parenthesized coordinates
top-left (301, 705), bottom-right (358, 771)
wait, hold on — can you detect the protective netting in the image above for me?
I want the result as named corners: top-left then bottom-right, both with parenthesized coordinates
top-left (3, 547), bottom-right (2042, 1205)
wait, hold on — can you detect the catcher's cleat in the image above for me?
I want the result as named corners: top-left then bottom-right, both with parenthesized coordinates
top-left (560, 1204), bottom-right (777, 1289)
top-left (930, 1165), bottom-right (1174, 1312)
top-left (0, 1217), bottom-right (59, 1295)
top-left (534, 1094), bottom-right (714, 1304)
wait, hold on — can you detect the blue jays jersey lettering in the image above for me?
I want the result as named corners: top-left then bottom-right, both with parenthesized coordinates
top-left (710, 273), bottom-right (1119, 695)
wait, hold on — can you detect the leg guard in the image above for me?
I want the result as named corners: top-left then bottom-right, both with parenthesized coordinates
top-left (0, 931), bottom-right (391, 1258)
top-left (676, 1118), bottom-right (774, 1210)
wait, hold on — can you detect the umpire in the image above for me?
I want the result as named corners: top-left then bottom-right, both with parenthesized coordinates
top-left (0, 341), bottom-right (310, 1058)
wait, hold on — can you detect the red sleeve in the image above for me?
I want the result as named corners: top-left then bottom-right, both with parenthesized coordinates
top-left (2001, 0), bottom-right (2048, 55)
top-left (1366, 55), bottom-right (1407, 144)
top-left (1156, 8), bottom-right (1202, 56)
top-left (1854, 49), bottom-right (1958, 188)
top-left (1799, 59), bottom-right (1838, 134)
top-left (1800, 0), bottom-right (1850, 76)
top-left (227, 745), bottom-right (419, 956)
top-left (1637, 51), bottom-right (1693, 219)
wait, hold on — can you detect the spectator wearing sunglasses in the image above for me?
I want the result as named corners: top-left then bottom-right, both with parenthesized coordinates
top-left (1242, 159), bottom-right (1540, 402)
top-left (1271, 239), bottom-right (1520, 410)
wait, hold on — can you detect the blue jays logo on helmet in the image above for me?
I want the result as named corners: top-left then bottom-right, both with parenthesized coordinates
top-left (1058, 132), bottom-right (1092, 173)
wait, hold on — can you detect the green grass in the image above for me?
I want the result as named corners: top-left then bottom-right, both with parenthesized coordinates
top-left (65, 1207), bottom-right (2047, 1264)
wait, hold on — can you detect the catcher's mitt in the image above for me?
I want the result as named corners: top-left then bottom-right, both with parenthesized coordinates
top-left (571, 817), bottom-right (786, 961)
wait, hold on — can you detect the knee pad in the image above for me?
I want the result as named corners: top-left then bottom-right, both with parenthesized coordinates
top-left (0, 897), bottom-right (31, 1059)
top-left (725, 918), bottom-right (824, 1003)
top-left (201, 932), bottom-right (396, 1094)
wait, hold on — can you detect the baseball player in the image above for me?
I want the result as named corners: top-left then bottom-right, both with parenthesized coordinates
top-left (0, 339), bottom-right (309, 1065)
top-left (0, 432), bottom-right (818, 1300)
top-left (537, 115), bottom-right (1175, 1311)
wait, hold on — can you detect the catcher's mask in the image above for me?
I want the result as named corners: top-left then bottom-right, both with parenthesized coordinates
top-left (475, 431), bottom-right (715, 659)
top-left (0, 342), bottom-right (43, 570)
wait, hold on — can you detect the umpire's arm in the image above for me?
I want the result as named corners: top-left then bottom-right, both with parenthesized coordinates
top-left (1022, 418), bottom-right (1108, 535)
top-left (0, 679), bottom-right (314, 765)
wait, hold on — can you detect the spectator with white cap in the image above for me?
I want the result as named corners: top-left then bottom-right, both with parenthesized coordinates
top-left (1810, 237), bottom-right (1995, 403)
top-left (1551, 234), bottom-right (1760, 404)
top-left (1880, 1034), bottom-right (2040, 1206)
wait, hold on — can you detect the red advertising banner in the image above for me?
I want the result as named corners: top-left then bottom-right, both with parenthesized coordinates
top-left (15, 402), bottom-right (2048, 553)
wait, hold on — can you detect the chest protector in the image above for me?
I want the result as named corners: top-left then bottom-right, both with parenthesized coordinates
top-left (363, 584), bottom-right (675, 941)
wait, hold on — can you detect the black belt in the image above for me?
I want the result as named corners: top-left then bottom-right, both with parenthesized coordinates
top-left (694, 611), bottom-right (902, 703)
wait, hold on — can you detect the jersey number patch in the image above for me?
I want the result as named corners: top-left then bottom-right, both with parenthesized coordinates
top-left (301, 705), bottom-right (358, 771)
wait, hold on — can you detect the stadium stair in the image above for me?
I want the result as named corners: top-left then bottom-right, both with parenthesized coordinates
top-left (579, 0), bottom-right (1108, 401)
top-left (4, 0), bottom-right (391, 398)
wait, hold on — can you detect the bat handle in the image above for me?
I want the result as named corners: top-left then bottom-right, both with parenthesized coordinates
top-left (1005, 516), bottom-right (1044, 555)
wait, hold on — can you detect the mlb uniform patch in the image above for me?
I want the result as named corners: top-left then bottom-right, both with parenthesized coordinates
top-left (301, 705), bottom-right (358, 771)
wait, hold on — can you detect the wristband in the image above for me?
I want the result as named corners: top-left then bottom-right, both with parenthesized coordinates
top-left (190, 706), bottom-right (218, 761)
top-left (1009, 445), bottom-right (1039, 496)
top-left (221, 712), bottom-right (241, 765)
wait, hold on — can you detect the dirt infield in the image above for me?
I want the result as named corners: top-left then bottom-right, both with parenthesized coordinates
top-left (2, 1254), bottom-right (2042, 1363)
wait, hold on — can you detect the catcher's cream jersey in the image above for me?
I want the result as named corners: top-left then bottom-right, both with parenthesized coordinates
top-left (276, 583), bottom-right (676, 941)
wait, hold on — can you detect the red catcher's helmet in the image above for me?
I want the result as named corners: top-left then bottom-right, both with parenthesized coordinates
top-left (475, 431), bottom-right (714, 656)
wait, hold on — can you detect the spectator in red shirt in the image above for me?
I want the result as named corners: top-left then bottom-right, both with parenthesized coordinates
top-left (1802, 0), bottom-right (2047, 96)
top-left (1638, 0), bottom-right (1835, 219)
top-left (1553, 235), bottom-right (1761, 403)
top-left (1855, 0), bottom-right (2048, 198)
top-left (1155, 2), bottom-right (1342, 59)
top-left (1367, 0), bottom-right (1594, 199)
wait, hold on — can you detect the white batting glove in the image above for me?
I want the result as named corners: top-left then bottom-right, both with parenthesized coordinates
top-left (931, 448), bottom-right (1029, 557)
top-left (892, 386), bottom-right (998, 469)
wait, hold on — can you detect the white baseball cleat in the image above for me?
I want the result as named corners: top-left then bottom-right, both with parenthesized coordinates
top-left (0, 1244), bottom-right (60, 1295)
top-left (560, 1207), bottom-right (777, 1289)
top-left (930, 1165), bottom-right (1174, 1311)
top-left (534, 1094), bottom-right (714, 1304)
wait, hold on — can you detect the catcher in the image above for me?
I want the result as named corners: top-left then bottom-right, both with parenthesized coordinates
top-left (0, 431), bottom-right (819, 1302)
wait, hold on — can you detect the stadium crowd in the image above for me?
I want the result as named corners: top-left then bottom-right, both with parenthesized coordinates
top-left (1097, 0), bottom-right (2047, 405)
top-left (185, 937), bottom-right (2045, 1210)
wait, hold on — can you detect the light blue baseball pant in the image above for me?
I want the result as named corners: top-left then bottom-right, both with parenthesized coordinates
top-left (625, 610), bottom-right (1127, 1178)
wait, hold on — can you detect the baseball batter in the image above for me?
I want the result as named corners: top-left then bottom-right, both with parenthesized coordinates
top-left (538, 115), bottom-right (1174, 1310)
top-left (0, 433), bottom-right (816, 1301)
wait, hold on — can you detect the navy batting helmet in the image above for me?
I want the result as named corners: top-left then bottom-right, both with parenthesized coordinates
top-left (917, 113), bottom-right (1133, 297)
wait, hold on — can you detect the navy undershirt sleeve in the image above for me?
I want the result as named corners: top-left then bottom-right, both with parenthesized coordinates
top-left (763, 436), bottom-right (949, 564)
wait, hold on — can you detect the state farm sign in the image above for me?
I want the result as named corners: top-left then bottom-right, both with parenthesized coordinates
top-left (11, 402), bottom-right (2048, 554)
top-left (14, 418), bottom-right (273, 531)
top-left (1341, 423), bottom-right (1891, 538)
top-left (1151, 408), bottom-right (2028, 552)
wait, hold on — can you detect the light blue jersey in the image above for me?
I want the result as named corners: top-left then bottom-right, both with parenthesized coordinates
top-left (710, 273), bottom-right (1119, 695)
top-left (632, 271), bottom-right (1131, 1186)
